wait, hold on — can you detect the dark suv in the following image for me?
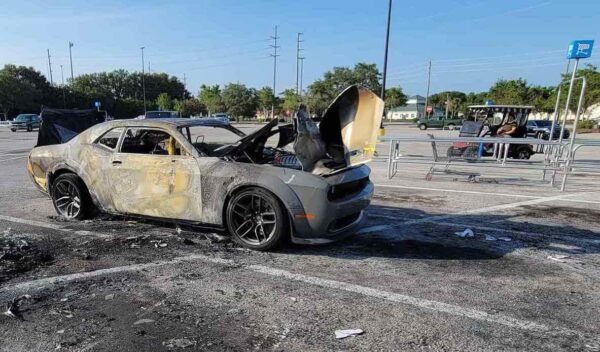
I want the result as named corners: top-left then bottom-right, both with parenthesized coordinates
top-left (10, 114), bottom-right (41, 132)
top-left (526, 120), bottom-right (569, 140)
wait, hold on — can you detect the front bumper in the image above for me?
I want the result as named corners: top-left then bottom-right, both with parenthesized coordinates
top-left (289, 179), bottom-right (374, 244)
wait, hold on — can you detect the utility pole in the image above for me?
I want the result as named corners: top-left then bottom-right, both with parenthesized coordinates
top-left (47, 49), bottom-right (54, 85)
top-left (299, 57), bottom-right (305, 97)
top-left (68, 42), bottom-right (74, 82)
top-left (148, 62), bottom-right (151, 73)
top-left (182, 73), bottom-right (186, 100)
top-left (380, 0), bottom-right (392, 129)
top-left (60, 65), bottom-right (66, 108)
top-left (141, 47), bottom-right (147, 113)
top-left (295, 32), bottom-right (303, 95)
top-left (269, 26), bottom-right (280, 119)
top-left (445, 94), bottom-right (449, 119)
top-left (423, 60), bottom-right (432, 118)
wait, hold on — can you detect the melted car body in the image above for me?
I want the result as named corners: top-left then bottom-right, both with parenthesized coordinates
top-left (27, 85), bottom-right (382, 250)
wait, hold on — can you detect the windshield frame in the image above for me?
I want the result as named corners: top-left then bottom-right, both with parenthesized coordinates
top-left (177, 124), bottom-right (246, 157)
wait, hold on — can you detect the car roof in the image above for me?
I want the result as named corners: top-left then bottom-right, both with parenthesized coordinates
top-left (104, 117), bottom-right (230, 128)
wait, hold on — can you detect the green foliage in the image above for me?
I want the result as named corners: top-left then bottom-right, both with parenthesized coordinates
top-left (306, 62), bottom-right (381, 116)
top-left (577, 119), bottom-right (597, 129)
top-left (488, 78), bottom-right (530, 105)
top-left (385, 87), bottom-right (408, 109)
top-left (221, 83), bottom-right (257, 121)
top-left (198, 84), bottom-right (225, 115)
top-left (280, 89), bottom-right (300, 113)
top-left (256, 86), bottom-right (275, 116)
top-left (156, 93), bottom-right (172, 111)
top-left (177, 98), bottom-right (206, 117)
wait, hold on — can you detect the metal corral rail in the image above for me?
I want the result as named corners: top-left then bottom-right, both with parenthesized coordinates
top-left (383, 135), bottom-right (600, 191)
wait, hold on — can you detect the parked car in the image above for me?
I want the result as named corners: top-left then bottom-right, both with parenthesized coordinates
top-left (27, 85), bottom-right (382, 250)
top-left (136, 111), bottom-right (180, 119)
top-left (416, 116), bottom-right (462, 130)
top-left (212, 113), bottom-right (232, 122)
top-left (526, 120), bottom-right (570, 140)
top-left (10, 114), bottom-right (41, 132)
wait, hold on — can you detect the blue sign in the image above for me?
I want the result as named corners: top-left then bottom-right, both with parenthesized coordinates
top-left (484, 99), bottom-right (493, 106)
top-left (94, 101), bottom-right (101, 108)
top-left (567, 40), bottom-right (594, 59)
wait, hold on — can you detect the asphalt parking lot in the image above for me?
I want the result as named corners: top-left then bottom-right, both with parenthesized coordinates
top-left (1, 123), bottom-right (599, 351)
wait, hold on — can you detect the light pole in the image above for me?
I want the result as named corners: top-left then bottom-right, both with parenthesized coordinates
top-left (141, 46), bottom-right (147, 113)
top-left (380, 0), bottom-right (392, 133)
top-left (60, 65), bottom-right (66, 108)
top-left (68, 42), bottom-right (74, 82)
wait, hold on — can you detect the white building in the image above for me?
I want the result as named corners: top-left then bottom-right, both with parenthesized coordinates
top-left (386, 95), bottom-right (444, 120)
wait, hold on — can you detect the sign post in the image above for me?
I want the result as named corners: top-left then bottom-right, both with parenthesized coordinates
top-left (559, 40), bottom-right (594, 143)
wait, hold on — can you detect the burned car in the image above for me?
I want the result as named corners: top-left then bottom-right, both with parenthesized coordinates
top-left (27, 86), bottom-right (383, 250)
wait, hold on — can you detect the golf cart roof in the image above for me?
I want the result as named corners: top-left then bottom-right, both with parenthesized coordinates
top-left (468, 105), bottom-right (534, 110)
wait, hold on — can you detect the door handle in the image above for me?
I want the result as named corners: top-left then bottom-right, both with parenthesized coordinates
top-left (112, 160), bottom-right (122, 165)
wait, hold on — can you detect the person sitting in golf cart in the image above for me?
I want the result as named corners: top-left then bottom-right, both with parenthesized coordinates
top-left (497, 114), bottom-right (518, 137)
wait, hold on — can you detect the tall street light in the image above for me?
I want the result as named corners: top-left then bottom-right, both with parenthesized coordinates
top-left (380, 0), bottom-right (392, 135)
top-left (68, 42), bottom-right (74, 82)
top-left (140, 46), bottom-right (147, 113)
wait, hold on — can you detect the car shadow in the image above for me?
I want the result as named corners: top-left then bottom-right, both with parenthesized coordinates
top-left (277, 204), bottom-right (600, 261)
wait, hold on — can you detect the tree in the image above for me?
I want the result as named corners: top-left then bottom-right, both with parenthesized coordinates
top-left (280, 89), bottom-right (300, 114)
top-left (384, 87), bottom-right (408, 109)
top-left (198, 84), bottom-right (225, 116)
top-left (221, 83), bottom-right (256, 121)
top-left (156, 93), bottom-right (172, 111)
top-left (306, 62), bottom-right (382, 116)
top-left (256, 86), bottom-right (275, 118)
top-left (551, 64), bottom-right (600, 118)
top-left (488, 79), bottom-right (530, 105)
top-left (175, 98), bottom-right (206, 117)
top-left (0, 65), bottom-right (42, 117)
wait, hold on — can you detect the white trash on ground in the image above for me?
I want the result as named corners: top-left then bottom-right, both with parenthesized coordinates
top-left (497, 237), bottom-right (512, 242)
top-left (548, 254), bottom-right (570, 262)
top-left (485, 235), bottom-right (497, 241)
top-left (335, 329), bottom-right (364, 339)
top-left (454, 229), bottom-right (474, 238)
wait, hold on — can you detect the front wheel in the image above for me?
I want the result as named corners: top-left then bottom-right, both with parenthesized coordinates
top-left (10, 129), bottom-right (16, 132)
top-left (226, 188), bottom-right (287, 251)
top-left (447, 123), bottom-right (455, 130)
top-left (418, 124), bottom-right (427, 130)
top-left (26, 125), bottom-right (33, 132)
top-left (51, 174), bottom-right (93, 220)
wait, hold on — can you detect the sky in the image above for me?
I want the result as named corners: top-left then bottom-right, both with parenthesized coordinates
top-left (1, 0), bottom-right (599, 97)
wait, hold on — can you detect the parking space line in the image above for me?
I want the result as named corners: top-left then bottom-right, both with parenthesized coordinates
top-left (1, 252), bottom-right (575, 336)
top-left (360, 192), bottom-right (599, 234)
top-left (0, 155), bottom-right (27, 162)
top-left (0, 214), bottom-right (112, 238)
top-left (374, 184), bottom-right (539, 199)
top-left (373, 184), bottom-right (600, 205)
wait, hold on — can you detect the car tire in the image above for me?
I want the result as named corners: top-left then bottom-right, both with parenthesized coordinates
top-left (51, 173), bottom-right (94, 220)
top-left (418, 124), bottom-right (427, 130)
top-left (515, 147), bottom-right (532, 160)
top-left (226, 187), bottom-right (287, 251)
top-left (10, 129), bottom-right (16, 132)
top-left (447, 123), bottom-right (455, 130)
top-left (27, 125), bottom-right (32, 132)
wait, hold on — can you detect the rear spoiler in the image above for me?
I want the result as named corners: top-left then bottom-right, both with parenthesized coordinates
top-left (36, 108), bottom-right (106, 147)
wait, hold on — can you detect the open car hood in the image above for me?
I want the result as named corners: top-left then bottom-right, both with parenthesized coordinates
top-left (223, 85), bottom-right (383, 175)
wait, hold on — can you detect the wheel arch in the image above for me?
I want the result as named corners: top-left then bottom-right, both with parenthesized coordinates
top-left (47, 166), bottom-right (101, 210)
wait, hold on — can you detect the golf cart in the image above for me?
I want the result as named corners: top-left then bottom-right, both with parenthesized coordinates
top-left (447, 105), bottom-right (535, 160)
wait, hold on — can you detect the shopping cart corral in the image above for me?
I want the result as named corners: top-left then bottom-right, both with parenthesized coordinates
top-left (384, 135), bottom-right (600, 191)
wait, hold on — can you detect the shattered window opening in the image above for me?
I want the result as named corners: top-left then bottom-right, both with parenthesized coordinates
top-left (95, 127), bottom-right (125, 150)
top-left (120, 128), bottom-right (188, 156)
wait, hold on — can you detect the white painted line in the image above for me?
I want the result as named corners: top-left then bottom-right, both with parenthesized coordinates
top-left (0, 155), bottom-right (27, 162)
top-left (359, 192), bottom-right (599, 234)
top-left (374, 184), bottom-right (539, 199)
top-left (0, 214), bottom-right (112, 238)
top-left (0, 252), bottom-right (572, 335)
top-left (373, 183), bottom-right (600, 205)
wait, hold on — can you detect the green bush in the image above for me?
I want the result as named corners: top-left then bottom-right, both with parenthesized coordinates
top-left (577, 120), bottom-right (597, 129)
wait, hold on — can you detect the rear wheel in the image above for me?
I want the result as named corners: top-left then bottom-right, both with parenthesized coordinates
top-left (226, 187), bottom-right (287, 251)
top-left (419, 124), bottom-right (427, 130)
top-left (51, 174), bottom-right (93, 220)
top-left (26, 125), bottom-right (32, 132)
top-left (10, 129), bottom-right (16, 132)
top-left (515, 147), bottom-right (532, 160)
top-left (447, 123), bottom-right (455, 130)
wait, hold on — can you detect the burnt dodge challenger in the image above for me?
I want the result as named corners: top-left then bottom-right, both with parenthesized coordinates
top-left (27, 86), bottom-right (383, 250)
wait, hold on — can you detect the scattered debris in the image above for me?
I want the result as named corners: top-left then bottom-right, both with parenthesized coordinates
top-left (133, 318), bottom-right (155, 325)
top-left (485, 235), bottom-right (497, 241)
top-left (335, 329), bottom-right (364, 339)
top-left (454, 229), bottom-right (474, 238)
top-left (548, 254), bottom-right (570, 263)
top-left (4, 294), bottom-right (31, 319)
top-left (497, 237), bottom-right (512, 242)
top-left (104, 294), bottom-right (114, 301)
top-left (203, 233), bottom-right (229, 243)
top-left (57, 330), bottom-right (65, 334)
top-left (290, 297), bottom-right (297, 302)
top-left (163, 338), bottom-right (196, 348)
